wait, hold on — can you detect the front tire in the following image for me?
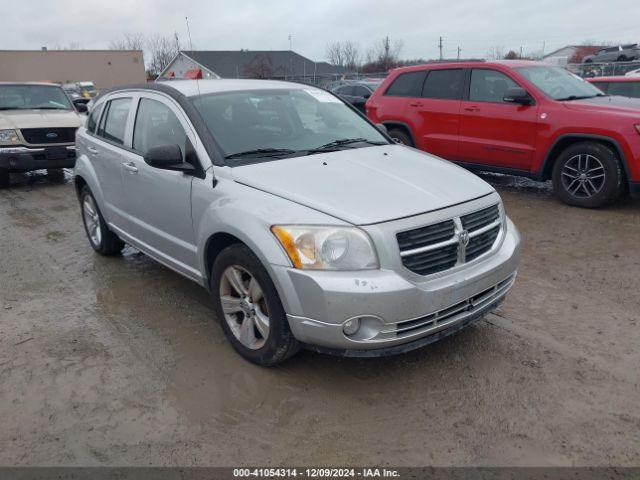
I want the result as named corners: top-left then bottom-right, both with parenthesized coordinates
top-left (80, 186), bottom-right (124, 255)
top-left (387, 129), bottom-right (414, 146)
top-left (211, 244), bottom-right (300, 366)
top-left (552, 142), bottom-right (623, 208)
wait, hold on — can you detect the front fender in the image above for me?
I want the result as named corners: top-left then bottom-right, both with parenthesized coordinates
top-left (192, 174), bottom-right (349, 286)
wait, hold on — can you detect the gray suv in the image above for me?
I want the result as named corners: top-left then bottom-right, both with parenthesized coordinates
top-left (74, 80), bottom-right (521, 365)
top-left (583, 44), bottom-right (640, 63)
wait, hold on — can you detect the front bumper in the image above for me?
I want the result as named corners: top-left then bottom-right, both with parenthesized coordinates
top-left (0, 146), bottom-right (76, 172)
top-left (271, 218), bottom-right (520, 352)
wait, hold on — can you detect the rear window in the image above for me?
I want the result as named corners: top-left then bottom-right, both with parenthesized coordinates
top-left (422, 69), bottom-right (464, 100)
top-left (384, 71), bottom-right (427, 97)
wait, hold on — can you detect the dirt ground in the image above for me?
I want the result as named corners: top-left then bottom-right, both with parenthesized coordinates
top-left (0, 170), bottom-right (639, 467)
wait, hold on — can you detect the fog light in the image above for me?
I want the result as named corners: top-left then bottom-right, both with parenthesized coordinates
top-left (342, 317), bottom-right (360, 336)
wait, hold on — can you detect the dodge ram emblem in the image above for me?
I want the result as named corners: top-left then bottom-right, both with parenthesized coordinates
top-left (459, 230), bottom-right (470, 247)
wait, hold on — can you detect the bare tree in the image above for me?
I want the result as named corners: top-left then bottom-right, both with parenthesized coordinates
top-left (325, 41), bottom-right (361, 71)
top-left (342, 41), bottom-right (360, 71)
top-left (146, 34), bottom-right (180, 77)
top-left (244, 53), bottom-right (277, 78)
top-left (109, 33), bottom-right (145, 51)
top-left (326, 41), bottom-right (345, 67)
top-left (362, 37), bottom-right (403, 72)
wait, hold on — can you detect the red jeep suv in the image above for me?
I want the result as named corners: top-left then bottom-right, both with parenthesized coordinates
top-left (366, 60), bottom-right (640, 208)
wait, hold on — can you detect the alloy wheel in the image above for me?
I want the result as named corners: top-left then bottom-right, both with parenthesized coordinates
top-left (82, 195), bottom-right (102, 247)
top-left (561, 154), bottom-right (606, 199)
top-left (219, 265), bottom-right (270, 350)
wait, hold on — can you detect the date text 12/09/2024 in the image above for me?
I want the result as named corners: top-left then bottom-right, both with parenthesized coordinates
top-left (233, 468), bottom-right (400, 478)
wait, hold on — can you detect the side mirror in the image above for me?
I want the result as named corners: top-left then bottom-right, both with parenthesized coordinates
top-left (144, 144), bottom-right (195, 174)
top-left (74, 100), bottom-right (88, 113)
top-left (376, 123), bottom-right (388, 134)
top-left (503, 87), bottom-right (533, 105)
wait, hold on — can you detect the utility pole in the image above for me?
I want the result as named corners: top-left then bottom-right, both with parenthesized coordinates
top-left (288, 34), bottom-right (292, 51)
top-left (438, 36), bottom-right (444, 60)
top-left (457, 46), bottom-right (461, 60)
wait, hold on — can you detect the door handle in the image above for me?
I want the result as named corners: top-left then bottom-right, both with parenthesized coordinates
top-left (122, 161), bottom-right (138, 174)
top-left (409, 102), bottom-right (424, 107)
top-left (464, 106), bottom-right (480, 112)
top-left (87, 146), bottom-right (99, 155)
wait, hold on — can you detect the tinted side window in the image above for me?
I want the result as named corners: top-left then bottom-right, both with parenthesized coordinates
top-left (607, 82), bottom-right (640, 98)
top-left (133, 98), bottom-right (187, 157)
top-left (353, 86), bottom-right (371, 97)
top-left (422, 69), bottom-right (464, 100)
top-left (469, 69), bottom-right (519, 103)
top-left (385, 71), bottom-right (427, 97)
top-left (335, 86), bottom-right (354, 95)
top-left (86, 103), bottom-right (104, 133)
top-left (100, 98), bottom-right (131, 145)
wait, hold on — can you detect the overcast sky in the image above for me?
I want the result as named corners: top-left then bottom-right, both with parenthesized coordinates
top-left (2, 0), bottom-right (639, 61)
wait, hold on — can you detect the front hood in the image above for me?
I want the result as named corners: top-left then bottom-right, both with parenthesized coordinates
top-left (231, 145), bottom-right (494, 225)
top-left (562, 95), bottom-right (640, 117)
top-left (0, 109), bottom-right (83, 130)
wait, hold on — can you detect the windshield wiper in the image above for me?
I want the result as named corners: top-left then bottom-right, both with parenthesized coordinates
top-left (305, 138), bottom-right (387, 155)
top-left (556, 93), bottom-right (606, 101)
top-left (33, 106), bottom-right (71, 110)
top-left (312, 138), bottom-right (386, 150)
top-left (224, 148), bottom-right (297, 159)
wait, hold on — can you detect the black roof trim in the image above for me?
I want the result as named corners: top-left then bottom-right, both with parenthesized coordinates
top-left (101, 82), bottom-right (225, 167)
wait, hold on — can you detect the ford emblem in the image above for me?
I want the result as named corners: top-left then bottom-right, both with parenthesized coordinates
top-left (46, 132), bottom-right (59, 139)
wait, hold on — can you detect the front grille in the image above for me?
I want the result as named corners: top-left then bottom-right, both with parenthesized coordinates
top-left (397, 204), bottom-right (502, 276)
top-left (461, 204), bottom-right (500, 230)
top-left (20, 127), bottom-right (77, 145)
top-left (393, 274), bottom-right (515, 337)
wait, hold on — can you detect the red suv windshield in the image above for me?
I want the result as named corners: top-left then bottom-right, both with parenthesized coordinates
top-left (516, 66), bottom-right (603, 100)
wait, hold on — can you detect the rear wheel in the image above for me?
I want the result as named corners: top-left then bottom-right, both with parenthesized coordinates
top-left (387, 129), bottom-right (414, 146)
top-left (211, 244), bottom-right (300, 366)
top-left (552, 142), bottom-right (623, 208)
top-left (80, 186), bottom-right (124, 255)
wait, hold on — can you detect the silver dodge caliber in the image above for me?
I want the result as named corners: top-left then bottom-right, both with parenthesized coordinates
top-left (74, 80), bottom-right (521, 365)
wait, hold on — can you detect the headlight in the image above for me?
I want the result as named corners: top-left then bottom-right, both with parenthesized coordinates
top-left (271, 225), bottom-right (379, 270)
top-left (0, 129), bottom-right (19, 145)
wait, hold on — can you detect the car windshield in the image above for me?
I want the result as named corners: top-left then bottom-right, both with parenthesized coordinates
top-left (516, 66), bottom-right (604, 101)
top-left (191, 88), bottom-right (388, 161)
top-left (0, 85), bottom-right (73, 111)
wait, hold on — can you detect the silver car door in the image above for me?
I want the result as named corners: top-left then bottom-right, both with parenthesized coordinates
top-left (89, 95), bottom-right (135, 230)
top-left (118, 92), bottom-right (200, 281)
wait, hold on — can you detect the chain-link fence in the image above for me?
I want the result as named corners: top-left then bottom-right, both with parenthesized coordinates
top-left (567, 61), bottom-right (640, 78)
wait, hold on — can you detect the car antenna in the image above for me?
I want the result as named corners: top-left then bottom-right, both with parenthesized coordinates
top-left (185, 16), bottom-right (201, 98)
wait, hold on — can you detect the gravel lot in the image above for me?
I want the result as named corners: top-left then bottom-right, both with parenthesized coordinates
top-left (0, 170), bottom-right (639, 466)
